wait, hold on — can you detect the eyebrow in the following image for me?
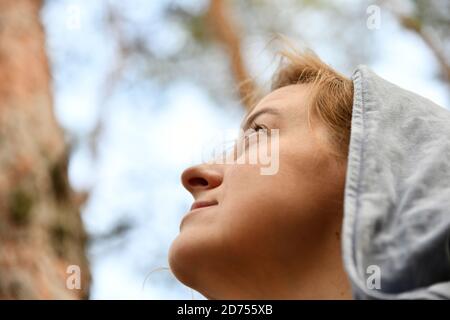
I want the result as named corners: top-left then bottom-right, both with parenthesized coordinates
top-left (241, 107), bottom-right (280, 130)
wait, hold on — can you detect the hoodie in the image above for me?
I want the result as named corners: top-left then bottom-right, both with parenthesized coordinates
top-left (342, 66), bottom-right (450, 299)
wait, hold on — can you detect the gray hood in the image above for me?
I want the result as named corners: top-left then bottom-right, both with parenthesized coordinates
top-left (343, 66), bottom-right (450, 299)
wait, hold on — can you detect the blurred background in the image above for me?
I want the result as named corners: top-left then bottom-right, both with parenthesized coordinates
top-left (0, 0), bottom-right (448, 299)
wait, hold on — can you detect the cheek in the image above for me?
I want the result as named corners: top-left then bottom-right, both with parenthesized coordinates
top-left (217, 148), bottom-right (338, 265)
top-left (217, 162), bottom-right (307, 256)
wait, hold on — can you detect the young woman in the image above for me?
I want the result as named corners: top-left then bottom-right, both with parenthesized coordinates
top-left (168, 50), bottom-right (450, 300)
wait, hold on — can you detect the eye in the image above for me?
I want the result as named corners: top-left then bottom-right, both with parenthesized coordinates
top-left (249, 121), bottom-right (267, 133)
top-left (231, 122), bottom-right (270, 160)
top-left (243, 121), bottom-right (268, 144)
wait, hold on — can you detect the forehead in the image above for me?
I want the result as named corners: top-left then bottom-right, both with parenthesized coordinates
top-left (252, 84), bottom-right (310, 115)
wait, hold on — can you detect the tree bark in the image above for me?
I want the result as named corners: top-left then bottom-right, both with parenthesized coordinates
top-left (0, 0), bottom-right (90, 299)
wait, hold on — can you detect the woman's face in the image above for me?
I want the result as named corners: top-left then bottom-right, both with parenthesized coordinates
top-left (169, 84), bottom-right (351, 299)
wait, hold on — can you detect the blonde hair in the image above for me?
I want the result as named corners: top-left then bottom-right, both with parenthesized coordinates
top-left (270, 47), bottom-right (354, 159)
top-left (162, 46), bottom-right (354, 300)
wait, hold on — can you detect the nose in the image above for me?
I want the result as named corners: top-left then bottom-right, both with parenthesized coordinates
top-left (181, 164), bottom-right (223, 196)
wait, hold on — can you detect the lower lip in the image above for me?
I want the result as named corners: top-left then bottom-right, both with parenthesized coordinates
top-left (180, 204), bottom-right (217, 230)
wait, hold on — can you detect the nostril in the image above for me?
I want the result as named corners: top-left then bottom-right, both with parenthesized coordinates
top-left (188, 177), bottom-right (208, 187)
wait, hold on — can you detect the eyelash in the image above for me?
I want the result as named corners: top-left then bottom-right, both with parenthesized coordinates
top-left (231, 121), bottom-right (269, 158)
top-left (249, 121), bottom-right (267, 132)
top-left (242, 121), bottom-right (269, 147)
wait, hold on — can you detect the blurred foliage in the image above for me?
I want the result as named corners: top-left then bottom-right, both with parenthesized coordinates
top-left (97, 0), bottom-right (448, 112)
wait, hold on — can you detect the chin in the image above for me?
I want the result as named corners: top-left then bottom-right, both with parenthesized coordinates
top-left (168, 234), bottom-right (200, 289)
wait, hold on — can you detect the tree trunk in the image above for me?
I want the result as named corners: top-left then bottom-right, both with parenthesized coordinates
top-left (0, 0), bottom-right (90, 299)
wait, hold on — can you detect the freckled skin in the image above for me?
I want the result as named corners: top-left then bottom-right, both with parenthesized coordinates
top-left (169, 85), bottom-right (352, 299)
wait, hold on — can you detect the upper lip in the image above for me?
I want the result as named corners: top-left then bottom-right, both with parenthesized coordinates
top-left (190, 199), bottom-right (218, 211)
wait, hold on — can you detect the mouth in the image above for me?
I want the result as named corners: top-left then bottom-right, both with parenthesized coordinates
top-left (190, 199), bottom-right (218, 211)
top-left (180, 199), bottom-right (218, 230)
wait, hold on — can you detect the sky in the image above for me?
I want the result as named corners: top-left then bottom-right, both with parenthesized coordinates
top-left (41, 0), bottom-right (449, 299)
